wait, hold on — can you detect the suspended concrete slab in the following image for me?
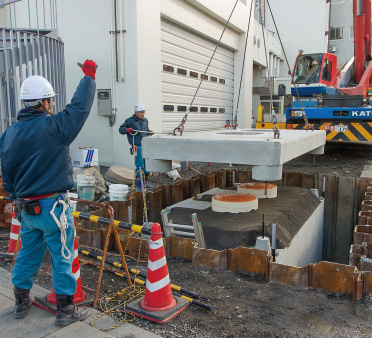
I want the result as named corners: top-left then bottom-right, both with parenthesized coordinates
top-left (142, 128), bottom-right (326, 181)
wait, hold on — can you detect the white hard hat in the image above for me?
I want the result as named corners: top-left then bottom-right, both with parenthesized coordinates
top-left (20, 75), bottom-right (56, 101)
top-left (134, 103), bottom-right (146, 112)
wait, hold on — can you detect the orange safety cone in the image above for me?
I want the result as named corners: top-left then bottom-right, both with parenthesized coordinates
top-left (33, 219), bottom-right (93, 313)
top-left (7, 204), bottom-right (21, 253)
top-left (126, 222), bottom-right (189, 323)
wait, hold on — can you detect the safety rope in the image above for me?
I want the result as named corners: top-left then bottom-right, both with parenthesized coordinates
top-left (91, 283), bottom-right (145, 330)
top-left (266, 0), bottom-right (313, 131)
top-left (231, 0), bottom-right (254, 130)
top-left (172, 0), bottom-right (239, 136)
top-left (50, 200), bottom-right (71, 260)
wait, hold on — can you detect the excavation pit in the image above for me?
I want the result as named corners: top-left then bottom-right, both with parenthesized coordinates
top-left (165, 185), bottom-right (324, 266)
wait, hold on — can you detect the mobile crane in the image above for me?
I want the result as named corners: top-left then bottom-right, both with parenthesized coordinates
top-left (260, 0), bottom-right (372, 142)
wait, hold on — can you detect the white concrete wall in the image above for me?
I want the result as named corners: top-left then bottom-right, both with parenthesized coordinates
top-left (330, 0), bottom-right (354, 65)
top-left (0, 0), bottom-right (254, 169)
top-left (276, 198), bottom-right (324, 267)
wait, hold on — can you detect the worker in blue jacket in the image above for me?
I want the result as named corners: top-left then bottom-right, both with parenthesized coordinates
top-left (0, 60), bottom-right (97, 326)
top-left (119, 103), bottom-right (153, 191)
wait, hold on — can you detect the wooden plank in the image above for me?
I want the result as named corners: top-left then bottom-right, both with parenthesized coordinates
top-left (334, 176), bottom-right (356, 264)
top-left (322, 175), bottom-right (338, 262)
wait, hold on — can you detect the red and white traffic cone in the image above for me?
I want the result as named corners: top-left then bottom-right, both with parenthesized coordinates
top-left (33, 219), bottom-right (93, 313)
top-left (7, 204), bottom-right (21, 253)
top-left (126, 222), bottom-right (189, 323)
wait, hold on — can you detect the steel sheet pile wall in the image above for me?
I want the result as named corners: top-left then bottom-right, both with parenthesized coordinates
top-left (72, 169), bottom-right (370, 302)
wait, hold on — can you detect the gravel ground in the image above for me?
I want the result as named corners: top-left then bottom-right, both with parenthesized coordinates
top-left (1, 142), bottom-right (372, 337)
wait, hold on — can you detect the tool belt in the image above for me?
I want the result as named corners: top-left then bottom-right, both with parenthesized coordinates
top-left (14, 193), bottom-right (68, 219)
top-left (16, 199), bottom-right (42, 216)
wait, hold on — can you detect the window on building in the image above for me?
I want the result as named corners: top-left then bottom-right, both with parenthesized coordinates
top-left (330, 27), bottom-right (343, 40)
top-left (255, 0), bottom-right (259, 9)
top-left (331, 0), bottom-right (344, 3)
top-left (349, 26), bottom-right (354, 40)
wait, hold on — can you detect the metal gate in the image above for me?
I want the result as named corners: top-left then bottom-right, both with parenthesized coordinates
top-left (161, 19), bottom-right (235, 132)
top-left (0, 28), bottom-right (66, 134)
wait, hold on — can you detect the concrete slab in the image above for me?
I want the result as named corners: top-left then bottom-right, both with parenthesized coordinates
top-left (142, 129), bottom-right (326, 181)
top-left (165, 198), bottom-right (212, 213)
top-left (0, 293), bottom-right (14, 317)
top-left (0, 267), bottom-right (162, 338)
top-left (0, 307), bottom-right (58, 338)
top-left (44, 321), bottom-right (115, 338)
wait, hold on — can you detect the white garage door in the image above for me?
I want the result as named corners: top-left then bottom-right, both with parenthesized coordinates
top-left (161, 19), bottom-right (235, 132)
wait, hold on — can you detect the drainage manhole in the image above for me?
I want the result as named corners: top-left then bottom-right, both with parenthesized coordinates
top-left (212, 193), bottom-right (258, 213)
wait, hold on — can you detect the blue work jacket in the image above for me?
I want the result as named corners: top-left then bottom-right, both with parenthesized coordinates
top-left (119, 114), bottom-right (150, 146)
top-left (0, 76), bottom-right (96, 199)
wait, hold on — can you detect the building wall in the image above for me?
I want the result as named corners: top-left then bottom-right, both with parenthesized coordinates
top-left (1, 0), bottom-right (254, 169)
top-left (330, 0), bottom-right (354, 65)
top-left (264, 0), bottom-right (330, 71)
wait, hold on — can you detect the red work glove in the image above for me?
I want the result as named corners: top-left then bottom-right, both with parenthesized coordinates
top-left (79, 59), bottom-right (97, 79)
top-left (126, 128), bottom-right (133, 133)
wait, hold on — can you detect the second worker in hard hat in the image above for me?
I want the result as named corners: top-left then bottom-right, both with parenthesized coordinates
top-left (0, 60), bottom-right (97, 326)
top-left (119, 103), bottom-right (153, 191)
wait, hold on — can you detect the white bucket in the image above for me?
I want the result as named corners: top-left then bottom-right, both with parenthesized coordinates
top-left (109, 184), bottom-right (129, 201)
top-left (67, 193), bottom-right (78, 211)
top-left (76, 174), bottom-right (95, 201)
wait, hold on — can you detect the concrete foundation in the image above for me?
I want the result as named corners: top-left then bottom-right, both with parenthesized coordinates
top-left (143, 129), bottom-right (326, 181)
top-left (275, 199), bottom-right (324, 267)
top-left (163, 186), bottom-right (323, 257)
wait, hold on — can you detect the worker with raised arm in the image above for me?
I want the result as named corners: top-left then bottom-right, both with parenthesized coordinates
top-left (0, 60), bottom-right (97, 326)
top-left (119, 103), bottom-right (153, 191)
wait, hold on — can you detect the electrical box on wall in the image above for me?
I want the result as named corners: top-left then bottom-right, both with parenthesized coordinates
top-left (97, 89), bottom-right (112, 116)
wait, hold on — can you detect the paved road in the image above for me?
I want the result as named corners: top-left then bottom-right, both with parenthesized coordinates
top-left (0, 267), bottom-right (161, 338)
